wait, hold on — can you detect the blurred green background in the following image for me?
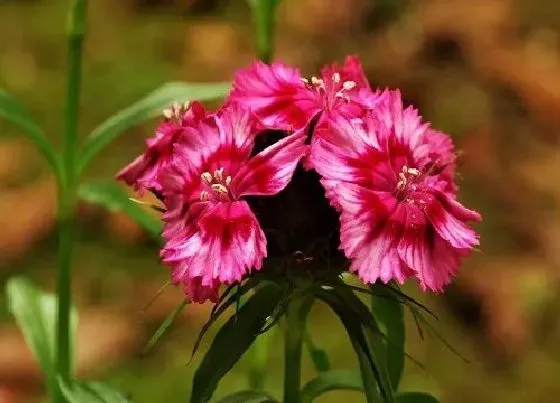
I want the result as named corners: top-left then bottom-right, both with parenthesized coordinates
top-left (1, 0), bottom-right (560, 401)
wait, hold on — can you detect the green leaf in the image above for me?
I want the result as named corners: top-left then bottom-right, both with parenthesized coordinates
top-left (190, 283), bottom-right (285, 403)
top-left (300, 369), bottom-right (363, 403)
top-left (142, 299), bottom-right (188, 354)
top-left (59, 379), bottom-right (130, 403)
top-left (79, 81), bottom-right (231, 172)
top-left (78, 181), bottom-right (163, 240)
top-left (395, 392), bottom-right (439, 403)
top-left (248, 0), bottom-right (279, 63)
top-left (331, 286), bottom-right (395, 400)
top-left (248, 326), bottom-right (274, 390)
top-left (6, 277), bottom-right (78, 397)
top-left (316, 288), bottom-right (388, 403)
top-left (191, 278), bottom-right (260, 359)
top-left (371, 284), bottom-right (405, 391)
top-left (303, 329), bottom-right (330, 373)
top-left (0, 88), bottom-right (59, 174)
top-left (216, 390), bottom-right (278, 403)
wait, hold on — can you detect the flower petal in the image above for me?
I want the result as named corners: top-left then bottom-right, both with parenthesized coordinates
top-left (234, 130), bottom-right (307, 197)
top-left (343, 203), bottom-right (412, 285)
top-left (424, 196), bottom-right (480, 250)
top-left (228, 60), bottom-right (320, 131)
top-left (397, 209), bottom-right (465, 292)
top-left (116, 102), bottom-right (208, 193)
top-left (183, 276), bottom-right (220, 304)
top-left (311, 116), bottom-right (396, 201)
top-left (116, 123), bottom-right (184, 192)
top-left (161, 201), bottom-right (267, 287)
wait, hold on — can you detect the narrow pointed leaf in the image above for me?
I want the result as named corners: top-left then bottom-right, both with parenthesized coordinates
top-left (300, 369), bottom-right (363, 403)
top-left (79, 81), bottom-right (231, 171)
top-left (395, 392), bottom-right (440, 403)
top-left (78, 181), bottom-right (163, 240)
top-left (248, 327), bottom-right (274, 389)
top-left (216, 390), bottom-right (278, 403)
top-left (142, 299), bottom-right (188, 354)
top-left (303, 329), bottom-right (330, 373)
top-left (6, 278), bottom-right (77, 397)
top-left (330, 286), bottom-right (394, 399)
top-left (190, 283), bottom-right (285, 403)
top-left (0, 89), bottom-right (59, 173)
top-left (59, 379), bottom-right (130, 403)
top-left (316, 287), bottom-right (392, 403)
top-left (192, 278), bottom-right (260, 359)
top-left (371, 284), bottom-right (405, 390)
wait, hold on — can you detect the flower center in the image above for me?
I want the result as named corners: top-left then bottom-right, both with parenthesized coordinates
top-left (301, 73), bottom-right (356, 108)
top-left (199, 167), bottom-right (233, 202)
top-left (395, 165), bottom-right (420, 199)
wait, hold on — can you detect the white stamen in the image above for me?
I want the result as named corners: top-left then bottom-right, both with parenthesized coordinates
top-left (214, 167), bottom-right (224, 182)
top-left (407, 167), bottom-right (420, 176)
top-left (311, 76), bottom-right (324, 87)
top-left (183, 101), bottom-right (190, 111)
top-left (200, 190), bottom-right (209, 201)
top-left (333, 72), bottom-right (341, 83)
top-left (201, 172), bottom-right (213, 184)
top-left (225, 176), bottom-right (232, 186)
top-left (162, 108), bottom-right (173, 119)
top-left (342, 81), bottom-right (356, 91)
top-left (300, 77), bottom-right (309, 84)
top-left (211, 183), bottom-right (228, 194)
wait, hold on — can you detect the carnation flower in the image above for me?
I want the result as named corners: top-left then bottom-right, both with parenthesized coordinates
top-left (116, 101), bottom-right (206, 194)
top-left (228, 55), bottom-right (379, 133)
top-left (310, 90), bottom-right (481, 291)
top-left (155, 105), bottom-right (307, 302)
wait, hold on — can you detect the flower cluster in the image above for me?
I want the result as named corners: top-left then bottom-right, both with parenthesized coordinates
top-left (117, 55), bottom-right (481, 302)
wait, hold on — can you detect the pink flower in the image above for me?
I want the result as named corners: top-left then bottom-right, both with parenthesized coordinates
top-left (228, 55), bottom-right (379, 132)
top-left (159, 105), bottom-right (307, 301)
top-left (116, 101), bottom-right (207, 193)
top-left (311, 90), bottom-right (481, 292)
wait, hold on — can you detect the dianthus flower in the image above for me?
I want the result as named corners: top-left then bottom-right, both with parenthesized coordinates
top-left (311, 90), bottom-right (481, 291)
top-left (228, 55), bottom-right (379, 132)
top-left (116, 101), bottom-right (206, 194)
top-left (157, 105), bottom-right (307, 302)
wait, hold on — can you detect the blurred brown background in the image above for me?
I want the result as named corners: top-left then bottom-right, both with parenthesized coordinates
top-left (1, 0), bottom-right (560, 402)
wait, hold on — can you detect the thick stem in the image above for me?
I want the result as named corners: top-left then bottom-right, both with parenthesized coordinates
top-left (55, 1), bottom-right (87, 402)
top-left (283, 295), bottom-right (313, 403)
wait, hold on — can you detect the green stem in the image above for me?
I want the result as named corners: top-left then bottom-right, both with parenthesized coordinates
top-left (55, 1), bottom-right (88, 402)
top-left (250, 0), bottom-right (277, 63)
top-left (283, 295), bottom-right (313, 403)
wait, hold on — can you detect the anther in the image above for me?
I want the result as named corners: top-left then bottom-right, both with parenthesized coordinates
top-left (300, 77), bottom-right (309, 84)
top-left (200, 191), bottom-right (209, 201)
top-left (225, 176), bottom-right (232, 186)
top-left (201, 172), bottom-right (213, 184)
top-left (333, 72), bottom-right (341, 83)
top-left (342, 81), bottom-right (356, 91)
top-left (311, 76), bottom-right (324, 87)
top-left (162, 108), bottom-right (173, 119)
top-left (211, 184), bottom-right (228, 194)
top-left (407, 167), bottom-right (420, 176)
